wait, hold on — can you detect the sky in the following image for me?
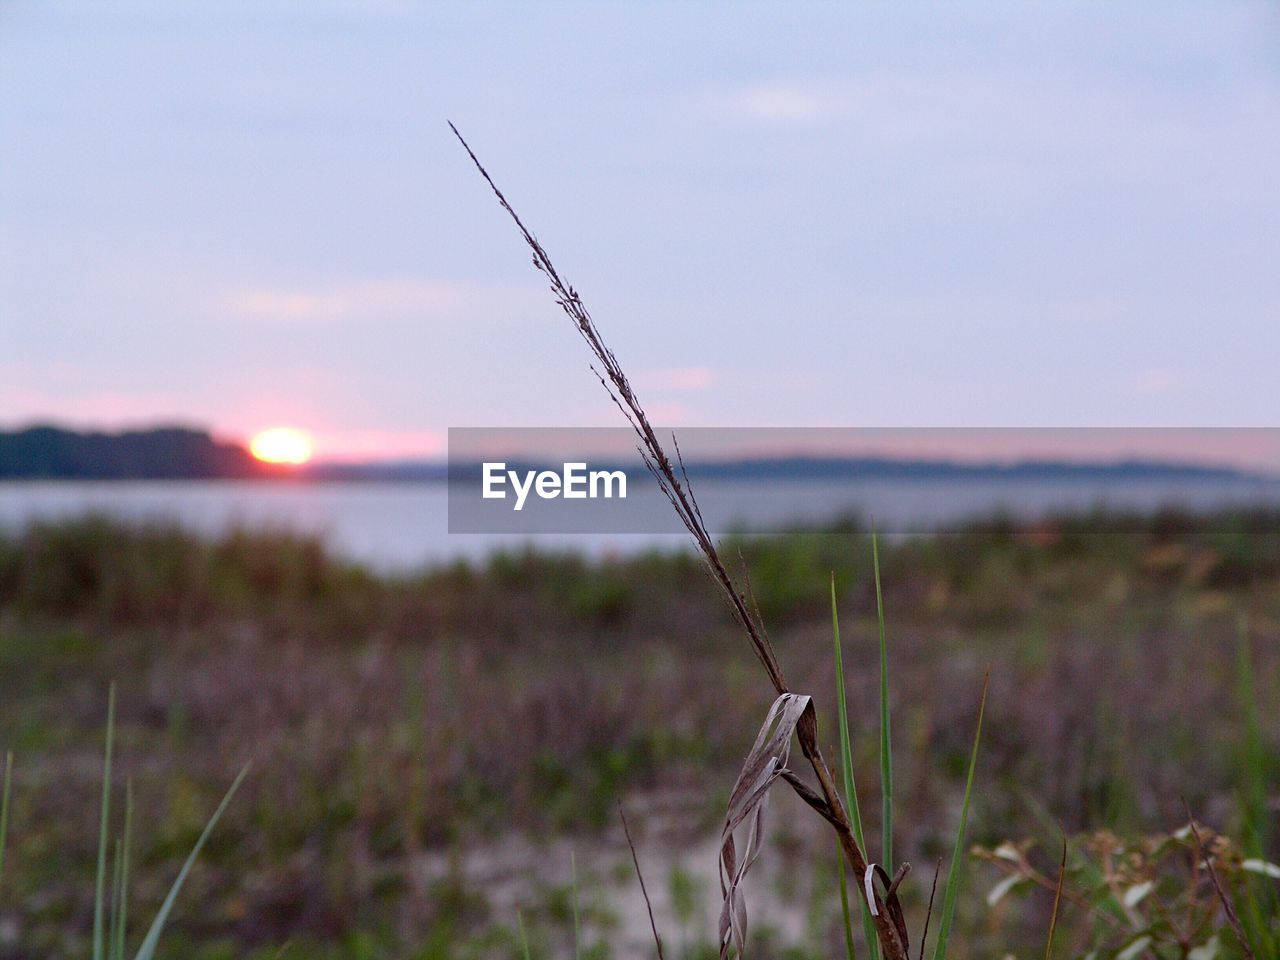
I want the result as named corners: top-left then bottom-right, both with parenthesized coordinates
top-left (3, 1), bottom-right (1280, 461)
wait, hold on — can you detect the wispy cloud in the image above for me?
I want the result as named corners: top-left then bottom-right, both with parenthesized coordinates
top-left (642, 401), bottom-right (689, 425)
top-left (636, 366), bottom-right (715, 391)
top-left (307, 428), bottom-right (445, 461)
top-left (713, 67), bottom-right (1280, 170)
top-left (227, 280), bottom-right (467, 322)
top-left (0, 362), bottom-right (178, 428)
top-left (1128, 368), bottom-right (1193, 397)
top-left (724, 81), bottom-right (851, 124)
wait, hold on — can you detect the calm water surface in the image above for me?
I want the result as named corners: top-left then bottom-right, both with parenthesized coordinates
top-left (2, 478), bottom-right (1278, 571)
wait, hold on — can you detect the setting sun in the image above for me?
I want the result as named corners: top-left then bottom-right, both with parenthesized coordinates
top-left (249, 427), bottom-right (314, 465)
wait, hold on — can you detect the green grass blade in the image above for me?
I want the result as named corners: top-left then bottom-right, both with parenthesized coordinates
top-left (1043, 835), bottom-right (1066, 960)
top-left (831, 575), bottom-right (865, 845)
top-left (94, 683), bottom-right (117, 960)
top-left (931, 672), bottom-right (989, 960)
top-left (831, 574), bottom-right (878, 959)
top-left (517, 909), bottom-right (534, 960)
top-left (1015, 790), bottom-right (1130, 925)
top-left (0, 750), bottom-right (12, 887)
top-left (872, 532), bottom-right (893, 871)
top-left (836, 838), bottom-right (858, 960)
top-left (1235, 617), bottom-right (1277, 955)
top-left (109, 839), bottom-right (124, 960)
top-left (116, 779), bottom-right (133, 960)
top-left (132, 762), bottom-right (250, 960)
top-left (1236, 617), bottom-right (1269, 853)
top-left (571, 850), bottom-right (581, 960)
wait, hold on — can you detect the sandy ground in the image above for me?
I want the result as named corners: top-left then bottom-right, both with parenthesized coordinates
top-left (411, 788), bottom-right (847, 958)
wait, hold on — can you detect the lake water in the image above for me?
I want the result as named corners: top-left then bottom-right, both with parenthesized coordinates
top-left (2, 477), bottom-right (1279, 571)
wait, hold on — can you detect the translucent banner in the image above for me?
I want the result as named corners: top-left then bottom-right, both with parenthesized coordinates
top-left (447, 427), bottom-right (1280, 534)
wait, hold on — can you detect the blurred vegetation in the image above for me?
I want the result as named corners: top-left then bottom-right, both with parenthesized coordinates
top-left (0, 512), bottom-right (1276, 957)
top-left (975, 822), bottom-right (1279, 958)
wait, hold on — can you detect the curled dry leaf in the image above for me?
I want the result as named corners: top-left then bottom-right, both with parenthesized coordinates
top-left (718, 693), bottom-right (811, 960)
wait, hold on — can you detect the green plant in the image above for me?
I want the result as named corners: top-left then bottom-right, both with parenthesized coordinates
top-left (2, 685), bottom-right (248, 959)
top-left (1234, 618), bottom-right (1278, 955)
top-left (831, 576), bottom-right (874, 960)
top-left (0, 749), bottom-right (11, 888)
top-left (931, 675), bottom-right (987, 960)
top-left (976, 823), bottom-right (1280, 958)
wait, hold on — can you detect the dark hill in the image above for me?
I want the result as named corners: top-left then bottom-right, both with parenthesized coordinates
top-left (0, 425), bottom-right (271, 480)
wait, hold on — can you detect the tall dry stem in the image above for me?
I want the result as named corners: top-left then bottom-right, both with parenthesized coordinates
top-left (450, 123), bottom-right (913, 960)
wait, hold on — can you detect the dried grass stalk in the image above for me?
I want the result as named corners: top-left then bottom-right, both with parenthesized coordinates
top-left (450, 123), bottom-right (910, 960)
top-left (1186, 810), bottom-right (1257, 960)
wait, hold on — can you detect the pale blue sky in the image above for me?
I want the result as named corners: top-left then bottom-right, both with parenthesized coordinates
top-left (3, 2), bottom-right (1279, 459)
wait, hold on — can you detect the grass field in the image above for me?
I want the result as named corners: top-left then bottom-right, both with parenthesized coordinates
top-left (0, 512), bottom-right (1276, 957)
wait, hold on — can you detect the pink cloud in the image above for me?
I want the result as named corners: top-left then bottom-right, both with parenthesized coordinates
top-left (306, 429), bottom-right (445, 462)
top-left (636, 366), bottom-right (714, 391)
top-left (227, 280), bottom-right (464, 322)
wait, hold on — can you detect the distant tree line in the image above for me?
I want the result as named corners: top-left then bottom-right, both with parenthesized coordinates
top-left (0, 425), bottom-right (1261, 483)
top-left (0, 425), bottom-right (273, 479)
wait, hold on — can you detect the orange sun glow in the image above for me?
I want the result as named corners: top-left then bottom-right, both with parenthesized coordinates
top-left (250, 427), bottom-right (314, 465)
